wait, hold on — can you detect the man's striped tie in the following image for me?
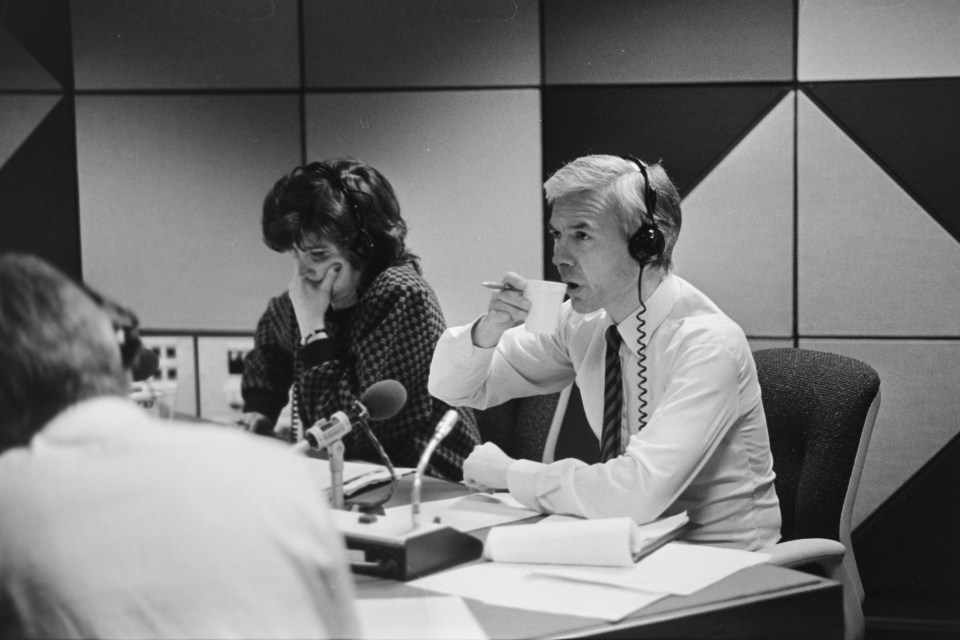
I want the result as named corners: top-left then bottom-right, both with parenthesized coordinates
top-left (600, 324), bottom-right (623, 462)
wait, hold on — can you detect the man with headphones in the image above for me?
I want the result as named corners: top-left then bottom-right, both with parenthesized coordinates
top-left (429, 154), bottom-right (781, 551)
top-left (0, 253), bottom-right (359, 638)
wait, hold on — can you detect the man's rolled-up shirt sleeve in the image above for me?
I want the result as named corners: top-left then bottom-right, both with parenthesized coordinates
top-left (429, 320), bottom-right (574, 410)
top-left (428, 319), bottom-right (496, 406)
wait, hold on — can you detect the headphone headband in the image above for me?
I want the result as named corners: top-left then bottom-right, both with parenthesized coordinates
top-left (319, 163), bottom-right (375, 257)
top-left (623, 155), bottom-right (665, 265)
top-left (77, 281), bottom-right (161, 382)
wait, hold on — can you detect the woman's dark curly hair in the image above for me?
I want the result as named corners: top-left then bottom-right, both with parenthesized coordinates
top-left (262, 158), bottom-right (419, 288)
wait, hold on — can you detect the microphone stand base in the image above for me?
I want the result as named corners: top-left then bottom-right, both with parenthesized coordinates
top-left (343, 525), bottom-right (483, 581)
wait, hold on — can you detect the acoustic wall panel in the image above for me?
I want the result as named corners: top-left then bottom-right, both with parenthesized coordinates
top-left (305, 90), bottom-right (543, 327)
top-left (543, 0), bottom-right (794, 85)
top-left (0, 28), bottom-right (60, 89)
top-left (801, 339), bottom-right (960, 528)
top-left (749, 339), bottom-right (793, 352)
top-left (76, 94), bottom-right (300, 331)
top-left (304, 0), bottom-right (540, 89)
top-left (798, 1), bottom-right (960, 81)
top-left (197, 336), bottom-right (254, 424)
top-left (140, 335), bottom-right (198, 417)
top-left (797, 92), bottom-right (960, 336)
top-left (0, 97), bottom-right (81, 280)
top-left (0, 95), bottom-right (59, 166)
top-left (71, 0), bottom-right (299, 89)
top-left (807, 79), bottom-right (960, 245)
top-left (0, 0), bottom-right (73, 89)
top-left (541, 84), bottom-right (789, 281)
top-left (675, 92), bottom-right (794, 338)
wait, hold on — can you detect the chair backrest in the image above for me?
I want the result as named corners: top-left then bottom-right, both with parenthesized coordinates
top-left (754, 348), bottom-right (881, 544)
top-left (474, 392), bottom-right (561, 462)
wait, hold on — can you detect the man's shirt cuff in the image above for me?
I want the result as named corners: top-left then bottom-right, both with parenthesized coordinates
top-left (507, 458), bottom-right (546, 509)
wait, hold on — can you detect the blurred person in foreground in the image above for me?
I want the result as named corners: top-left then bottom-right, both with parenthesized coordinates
top-left (237, 159), bottom-right (480, 480)
top-left (429, 154), bottom-right (780, 550)
top-left (0, 253), bottom-right (360, 639)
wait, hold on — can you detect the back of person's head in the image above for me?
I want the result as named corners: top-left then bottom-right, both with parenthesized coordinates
top-left (262, 158), bottom-right (417, 284)
top-left (0, 253), bottom-right (128, 452)
top-left (544, 154), bottom-right (682, 270)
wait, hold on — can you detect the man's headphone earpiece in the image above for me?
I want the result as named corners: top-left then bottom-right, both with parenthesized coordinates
top-left (623, 155), bottom-right (664, 265)
top-left (628, 224), bottom-right (665, 264)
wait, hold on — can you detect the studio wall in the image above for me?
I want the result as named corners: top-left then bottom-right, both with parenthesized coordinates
top-left (2, 0), bottom-right (959, 623)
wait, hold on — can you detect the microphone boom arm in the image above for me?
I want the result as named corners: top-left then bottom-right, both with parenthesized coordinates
top-left (412, 410), bottom-right (459, 528)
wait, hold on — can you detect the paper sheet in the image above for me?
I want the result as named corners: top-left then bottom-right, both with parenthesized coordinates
top-left (533, 541), bottom-right (771, 595)
top-left (483, 512), bottom-right (691, 566)
top-left (355, 596), bottom-right (488, 640)
top-left (485, 517), bottom-right (638, 566)
top-left (384, 492), bottom-right (541, 532)
top-left (303, 458), bottom-right (415, 494)
top-left (410, 562), bottom-right (665, 621)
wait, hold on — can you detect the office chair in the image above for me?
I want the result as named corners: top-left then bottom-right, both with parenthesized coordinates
top-left (754, 347), bottom-right (881, 640)
top-left (474, 391), bottom-right (561, 462)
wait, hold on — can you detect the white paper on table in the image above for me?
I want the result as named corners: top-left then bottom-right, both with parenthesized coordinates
top-left (485, 517), bottom-right (636, 566)
top-left (483, 512), bottom-right (690, 567)
top-left (303, 458), bottom-right (415, 494)
top-left (384, 492), bottom-right (540, 533)
top-left (410, 562), bottom-right (666, 621)
top-left (533, 541), bottom-right (771, 595)
top-left (355, 596), bottom-right (488, 640)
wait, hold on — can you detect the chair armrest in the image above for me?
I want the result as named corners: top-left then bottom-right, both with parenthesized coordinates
top-left (763, 538), bottom-right (846, 569)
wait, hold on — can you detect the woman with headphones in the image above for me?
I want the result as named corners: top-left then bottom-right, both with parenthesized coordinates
top-left (237, 158), bottom-right (480, 482)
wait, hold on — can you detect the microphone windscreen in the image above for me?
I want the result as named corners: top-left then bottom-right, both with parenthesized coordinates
top-left (130, 346), bottom-right (160, 382)
top-left (361, 379), bottom-right (407, 421)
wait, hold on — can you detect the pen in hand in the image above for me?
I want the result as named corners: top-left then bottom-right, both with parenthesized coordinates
top-left (481, 281), bottom-right (520, 292)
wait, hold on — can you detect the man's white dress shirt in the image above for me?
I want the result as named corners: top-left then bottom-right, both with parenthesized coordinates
top-left (0, 397), bottom-right (360, 639)
top-left (430, 273), bottom-right (781, 550)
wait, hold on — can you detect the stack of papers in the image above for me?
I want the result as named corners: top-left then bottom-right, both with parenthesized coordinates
top-left (410, 542), bottom-right (771, 621)
top-left (384, 492), bottom-right (540, 532)
top-left (350, 494), bottom-right (773, 624)
top-left (303, 458), bottom-right (415, 496)
top-left (483, 512), bottom-right (691, 566)
top-left (331, 492), bottom-right (541, 541)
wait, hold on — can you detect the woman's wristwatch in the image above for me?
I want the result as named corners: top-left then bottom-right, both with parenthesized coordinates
top-left (300, 327), bottom-right (328, 346)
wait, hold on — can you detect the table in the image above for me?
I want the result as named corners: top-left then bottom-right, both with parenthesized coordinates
top-left (349, 476), bottom-right (844, 639)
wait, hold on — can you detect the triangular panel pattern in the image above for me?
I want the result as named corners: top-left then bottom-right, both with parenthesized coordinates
top-left (797, 91), bottom-right (960, 336)
top-left (0, 27), bottom-right (60, 89)
top-left (0, 95), bottom-right (60, 166)
top-left (853, 428), bottom-right (960, 603)
top-left (806, 79), bottom-right (960, 245)
top-left (798, 0), bottom-right (960, 82)
top-left (541, 84), bottom-right (790, 281)
top-left (0, 0), bottom-right (73, 89)
top-left (675, 92), bottom-right (795, 338)
top-left (801, 339), bottom-right (960, 528)
top-left (0, 97), bottom-right (81, 279)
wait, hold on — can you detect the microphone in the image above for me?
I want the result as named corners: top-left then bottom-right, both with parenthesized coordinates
top-left (293, 380), bottom-right (406, 511)
top-left (292, 379), bottom-right (407, 455)
top-left (333, 408), bottom-right (484, 580)
top-left (412, 410), bottom-right (459, 528)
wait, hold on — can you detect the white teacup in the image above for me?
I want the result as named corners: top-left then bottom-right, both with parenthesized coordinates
top-left (523, 280), bottom-right (567, 334)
